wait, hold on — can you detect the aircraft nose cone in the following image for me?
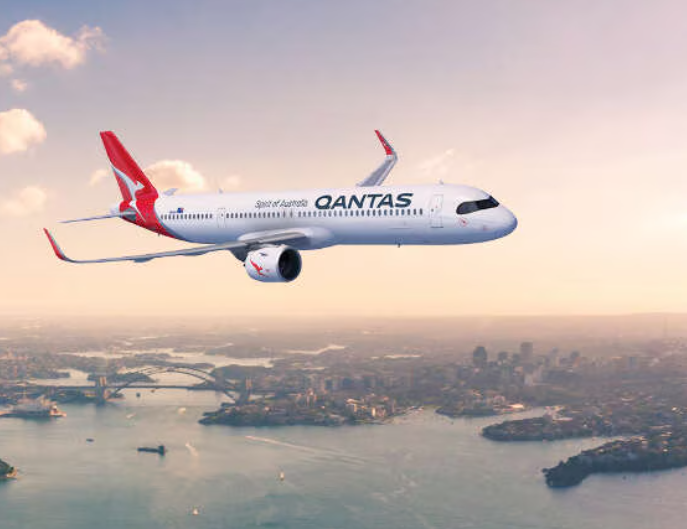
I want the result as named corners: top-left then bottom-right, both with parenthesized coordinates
top-left (497, 207), bottom-right (517, 238)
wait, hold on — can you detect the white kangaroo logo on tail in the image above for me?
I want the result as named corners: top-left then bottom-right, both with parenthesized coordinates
top-left (112, 165), bottom-right (145, 217)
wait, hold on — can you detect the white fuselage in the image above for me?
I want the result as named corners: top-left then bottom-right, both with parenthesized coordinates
top-left (153, 183), bottom-right (517, 250)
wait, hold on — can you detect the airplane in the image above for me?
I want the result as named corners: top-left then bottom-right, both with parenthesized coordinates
top-left (44, 130), bottom-right (517, 283)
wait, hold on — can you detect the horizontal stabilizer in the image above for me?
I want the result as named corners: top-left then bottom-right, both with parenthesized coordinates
top-left (60, 211), bottom-right (136, 224)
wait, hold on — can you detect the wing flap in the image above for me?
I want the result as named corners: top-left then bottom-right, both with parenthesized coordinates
top-left (43, 229), bottom-right (307, 264)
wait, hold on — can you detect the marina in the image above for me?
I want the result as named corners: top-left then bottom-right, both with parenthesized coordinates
top-left (0, 396), bottom-right (66, 419)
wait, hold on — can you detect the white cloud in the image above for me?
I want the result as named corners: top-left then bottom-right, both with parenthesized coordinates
top-left (89, 168), bottom-right (108, 186)
top-left (0, 109), bottom-right (46, 155)
top-left (11, 78), bottom-right (27, 92)
top-left (144, 160), bottom-right (206, 192)
top-left (91, 160), bottom-right (241, 193)
top-left (219, 174), bottom-right (242, 190)
top-left (417, 149), bottom-right (456, 179)
top-left (0, 20), bottom-right (105, 70)
top-left (0, 46), bottom-right (11, 75)
top-left (414, 149), bottom-right (484, 183)
top-left (0, 186), bottom-right (47, 217)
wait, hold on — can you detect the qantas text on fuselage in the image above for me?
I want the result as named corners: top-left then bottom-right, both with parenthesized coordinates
top-left (44, 130), bottom-right (517, 283)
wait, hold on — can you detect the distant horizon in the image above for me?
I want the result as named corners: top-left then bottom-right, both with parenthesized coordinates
top-left (3, 311), bottom-right (687, 320)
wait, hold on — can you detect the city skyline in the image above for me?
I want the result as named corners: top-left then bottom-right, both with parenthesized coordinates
top-left (2, 1), bottom-right (687, 317)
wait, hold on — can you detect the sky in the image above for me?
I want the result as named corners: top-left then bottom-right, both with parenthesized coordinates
top-left (2, 0), bottom-right (687, 318)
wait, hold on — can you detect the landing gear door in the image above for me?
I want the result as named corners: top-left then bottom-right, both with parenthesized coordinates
top-left (217, 208), bottom-right (226, 229)
top-left (429, 194), bottom-right (443, 228)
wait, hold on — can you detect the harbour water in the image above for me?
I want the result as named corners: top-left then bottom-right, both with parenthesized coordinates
top-left (1, 390), bottom-right (686, 529)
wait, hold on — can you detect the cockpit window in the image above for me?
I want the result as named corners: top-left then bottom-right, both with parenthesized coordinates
top-left (456, 196), bottom-right (499, 215)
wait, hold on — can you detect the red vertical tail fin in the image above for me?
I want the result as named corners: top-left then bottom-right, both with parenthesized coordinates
top-left (100, 131), bottom-right (158, 202)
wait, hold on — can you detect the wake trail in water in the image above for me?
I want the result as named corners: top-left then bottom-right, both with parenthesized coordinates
top-left (185, 442), bottom-right (199, 457)
top-left (244, 435), bottom-right (369, 465)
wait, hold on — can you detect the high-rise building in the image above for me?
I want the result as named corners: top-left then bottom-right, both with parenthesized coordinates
top-left (520, 342), bottom-right (534, 362)
top-left (472, 346), bottom-right (488, 368)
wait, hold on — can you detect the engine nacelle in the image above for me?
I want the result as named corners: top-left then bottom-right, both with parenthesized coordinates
top-left (245, 245), bottom-right (302, 283)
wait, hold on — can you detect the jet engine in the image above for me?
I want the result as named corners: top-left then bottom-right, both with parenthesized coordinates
top-left (244, 245), bottom-right (302, 283)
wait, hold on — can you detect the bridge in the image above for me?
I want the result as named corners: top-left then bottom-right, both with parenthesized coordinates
top-left (31, 364), bottom-right (254, 404)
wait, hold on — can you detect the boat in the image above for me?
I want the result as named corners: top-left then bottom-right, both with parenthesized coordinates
top-left (279, 471), bottom-right (285, 481)
top-left (137, 445), bottom-right (166, 455)
top-left (0, 396), bottom-right (66, 419)
top-left (191, 507), bottom-right (200, 516)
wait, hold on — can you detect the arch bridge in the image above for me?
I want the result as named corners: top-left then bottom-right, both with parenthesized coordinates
top-left (105, 364), bottom-right (243, 400)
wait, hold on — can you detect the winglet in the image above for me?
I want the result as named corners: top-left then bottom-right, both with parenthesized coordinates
top-left (357, 130), bottom-right (398, 187)
top-left (43, 228), bottom-right (72, 262)
top-left (375, 130), bottom-right (395, 156)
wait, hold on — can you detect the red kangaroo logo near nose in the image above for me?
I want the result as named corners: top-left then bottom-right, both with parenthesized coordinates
top-left (250, 259), bottom-right (266, 276)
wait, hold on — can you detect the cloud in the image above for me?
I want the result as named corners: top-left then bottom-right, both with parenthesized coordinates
top-left (417, 149), bottom-right (456, 179)
top-left (219, 174), bottom-right (242, 190)
top-left (0, 20), bottom-right (105, 71)
top-left (144, 160), bottom-right (206, 192)
top-left (0, 46), bottom-right (10, 75)
top-left (88, 168), bottom-right (108, 186)
top-left (11, 79), bottom-right (27, 92)
top-left (414, 149), bottom-right (484, 183)
top-left (0, 186), bottom-right (47, 217)
top-left (90, 161), bottom-right (241, 193)
top-left (0, 109), bottom-right (46, 155)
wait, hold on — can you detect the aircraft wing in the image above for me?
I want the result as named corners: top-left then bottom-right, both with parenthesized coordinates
top-left (356, 130), bottom-right (397, 187)
top-left (43, 229), bottom-right (307, 264)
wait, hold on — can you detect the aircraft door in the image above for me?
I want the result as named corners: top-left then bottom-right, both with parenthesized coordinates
top-left (429, 194), bottom-right (443, 228)
top-left (217, 208), bottom-right (226, 229)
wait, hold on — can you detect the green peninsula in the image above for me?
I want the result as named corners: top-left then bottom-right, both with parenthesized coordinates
top-left (543, 430), bottom-right (687, 487)
top-left (0, 458), bottom-right (17, 480)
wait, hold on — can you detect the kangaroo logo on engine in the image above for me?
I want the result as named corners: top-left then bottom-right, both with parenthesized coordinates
top-left (315, 193), bottom-right (413, 210)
